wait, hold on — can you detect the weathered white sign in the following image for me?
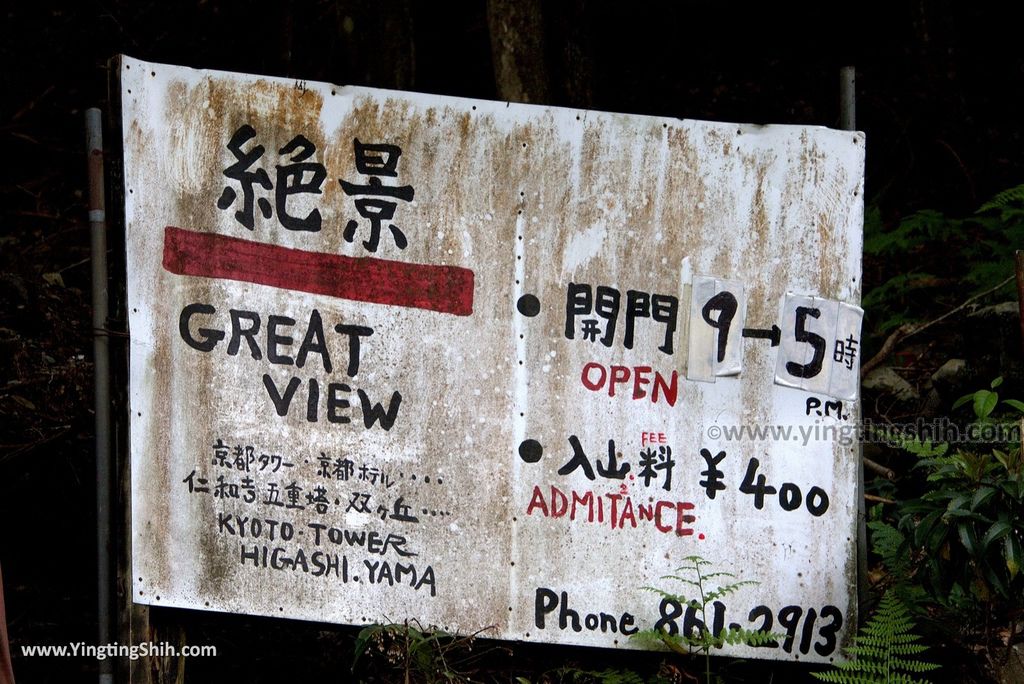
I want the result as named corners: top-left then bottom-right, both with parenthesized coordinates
top-left (122, 55), bottom-right (864, 662)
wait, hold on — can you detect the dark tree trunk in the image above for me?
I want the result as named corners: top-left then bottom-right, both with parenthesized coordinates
top-left (486, 0), bottom-right (550, 103)
top-left (547, 0), bottom-right (594, 109)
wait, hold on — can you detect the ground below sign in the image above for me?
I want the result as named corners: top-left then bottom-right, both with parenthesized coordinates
top-left (121, 55), bottom-right (864, 662)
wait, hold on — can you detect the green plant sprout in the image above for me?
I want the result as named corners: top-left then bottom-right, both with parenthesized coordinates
top-left (633, 555), bottom-right (781, 684)
top-left (352, 620), bottom-right (499, 684)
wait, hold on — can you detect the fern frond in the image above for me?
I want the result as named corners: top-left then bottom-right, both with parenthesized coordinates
top-left (656, 574), bottom-right (704, 588)
top-left (640, 587), bottom-right (696, 606)
top-left (977, 184), bottom-right (1024, 214)
top-left (699, 571), bottom-right (738, 580)
top-left (900, 438), bottom-right (949, 458)
top-left (868, 520), bottom-right (911, 576)
top-left (718, 626), bottom-right (780, 646)
top-left (811, 590), bottom-right (939, 684)
top-left (703, 580), bottom-right (759, 603)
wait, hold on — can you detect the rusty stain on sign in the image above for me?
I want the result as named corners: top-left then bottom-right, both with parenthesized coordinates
top-left (121, 55), bottom-right (864, 662)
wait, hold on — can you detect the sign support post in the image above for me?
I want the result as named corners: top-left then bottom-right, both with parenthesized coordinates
top-left (86, 107), bottom-right (115, 684)
top-left (839, 65), bottom-right (869, 618)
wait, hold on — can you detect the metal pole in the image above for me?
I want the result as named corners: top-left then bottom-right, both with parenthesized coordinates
top-left (839, 65), bottom-right (870, 619)
top-left (1014, 251), bottom-right (1024, 356)
top-left (86, 108), bottom-right (113, 684)
top-left (840, 65), bottom-right (856, 131)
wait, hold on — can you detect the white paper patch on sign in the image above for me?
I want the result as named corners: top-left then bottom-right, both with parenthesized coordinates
top-left (828, 303), bottom-right (864, 401)
top-left (687, 276), bottom-right (745, 382)
top-left (774, 294), bottom-right (863, 400)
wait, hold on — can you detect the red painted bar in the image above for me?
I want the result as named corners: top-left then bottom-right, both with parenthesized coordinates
top-left (162, 226), bottom-right (474, 316)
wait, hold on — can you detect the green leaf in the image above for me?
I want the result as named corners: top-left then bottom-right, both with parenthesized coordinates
top-left (1006, 534), bottom-right (1023, 579)
top-left (982, 520), bottom-right (1013, 549)
top-left (982, 559), bottom-right (1010, 598)
top-left (993, 450), bottom-right (1011, 469)
top-left (926, 522), bottom-right (948, 554)
top-left (991, 376), bottom-right (1005, 389)
top-left (914, 510), bottom-right (943, 548)
top-left (1001, 478), bottom-right (1024, 499)
top-left (958, 521), bottom-right (980, 557)
top-left (974, 390), bottom-right (998, 420)
top-left (1002, 399), bottom-right (1024, 414)
top-left (952, 394), bottom-right (974, 411)
top-left (946, 494), bottom-right (970, 514)
top-left (970, 486), bottom-right (997, 510)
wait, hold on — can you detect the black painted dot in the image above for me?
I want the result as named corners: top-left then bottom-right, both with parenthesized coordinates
top-left (518, 439), bottom-right (543, 463)
top-left (517, 294), bottom-right (540, 317)
top-left (424, 475), bottom-right (430, 483)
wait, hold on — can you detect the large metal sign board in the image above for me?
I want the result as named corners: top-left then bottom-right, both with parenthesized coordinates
top-left (122, 55), bottom-right (864, 662)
